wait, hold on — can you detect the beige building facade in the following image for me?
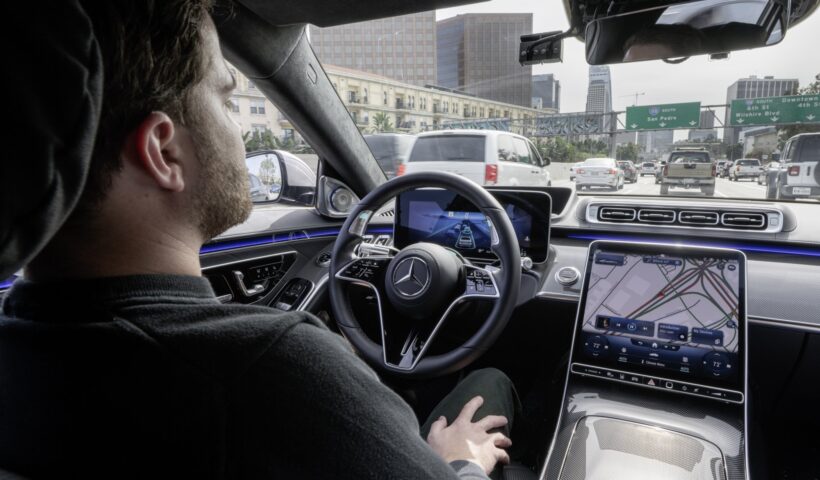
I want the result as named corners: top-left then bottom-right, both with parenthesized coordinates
top-left (325, 65), bottom-right (552, 134)
top-left (226, 65), bottom-right (296, 140)
top-left (226, 63), bottom-right (552, 139)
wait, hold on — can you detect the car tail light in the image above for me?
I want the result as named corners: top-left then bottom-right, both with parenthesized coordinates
top-left (397, 164), bottom-right (406, 176)
top-left (711, 164), bottom-right (717, 177)
top-left (609, 168), bottom-right (618, 174)
top-left (736, 166), bottom-right (741, 171)
top-left (485, 164), bottom-right (498, 185)
top-left (662, 165), bottom-right (668, 176)
top-left (788, 165), bottom-right (800, 176)
top-left (576, 168), bottom-right (585, 174)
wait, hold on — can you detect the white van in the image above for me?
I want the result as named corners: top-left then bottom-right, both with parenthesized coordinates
top-left (400, 130), bottom-right (551, 186)
top-left (363, 133), bottom-right (416, 179)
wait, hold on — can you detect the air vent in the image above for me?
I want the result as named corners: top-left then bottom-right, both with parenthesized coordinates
top-left (637, 209), bottom-right (675, 223)
top-left (722, 212), bottom-right (765, 229)
top-left (586, 202), bottom-right (783, 233)
top-left (678, 210), bottom-right (719, 226)
top-left (599, 207), bottom-right (636, 222)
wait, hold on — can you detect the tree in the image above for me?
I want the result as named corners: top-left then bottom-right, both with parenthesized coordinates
top-left (242, 128), bottom-right (312, 155)
top-left (778, 78), bottom-right (820, 148)
top-left (257, 157), bottom-right (279, 185)
top-left (722, 142), bottom-right (744, 160)
top-left (616, 143), bottom-right (640, 160)
top-left (746, 148), bottom-right (769, 161)
top-left (372, 112), bottom-right (394, 133)
top-left (535, 137), bottom-right (577, 162)
top-left (243, 129), bottom-right (277, 153)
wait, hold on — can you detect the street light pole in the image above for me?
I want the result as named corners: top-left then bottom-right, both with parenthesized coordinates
top-left (620, 92), bottom-right (645, 106)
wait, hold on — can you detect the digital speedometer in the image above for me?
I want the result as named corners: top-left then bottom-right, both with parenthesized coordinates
top-left (393, 189), bottom-right (551, 262)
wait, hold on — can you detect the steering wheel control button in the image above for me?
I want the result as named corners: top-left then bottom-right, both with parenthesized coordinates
top-left (464, 268), bottom-right (496, 296)
top-left (555, 266), bottom-right (581, 286)
top-left (392, 257), bottom-right (430, 298)
top-left (342, 258), bottom-right (388, 282)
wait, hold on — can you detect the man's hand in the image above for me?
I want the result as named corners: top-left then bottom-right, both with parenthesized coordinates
top-left (426, 396), bottom-right (512, 474)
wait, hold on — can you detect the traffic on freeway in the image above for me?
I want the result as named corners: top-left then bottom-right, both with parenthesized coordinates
top-left (553, 169), bottom-right (777, 199)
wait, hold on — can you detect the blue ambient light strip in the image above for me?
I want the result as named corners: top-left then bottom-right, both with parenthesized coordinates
top-left (200, 227), bottom-right (394, 254)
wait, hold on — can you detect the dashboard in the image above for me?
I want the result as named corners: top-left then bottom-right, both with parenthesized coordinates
top-left (3, 185), bottom-right (811, 479)
top-left (121, 186), bottom-right (820, 480)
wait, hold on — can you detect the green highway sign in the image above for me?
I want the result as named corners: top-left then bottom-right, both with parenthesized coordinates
top-left (626, 102), bottom-right (701, 130)
top-left (730, 94), bottom-right (820, 126)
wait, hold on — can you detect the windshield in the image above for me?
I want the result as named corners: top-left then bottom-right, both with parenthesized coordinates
top-left (408, 135), bottom-right (486, 162)
top-left (306, 0), bottom-right (819, 202)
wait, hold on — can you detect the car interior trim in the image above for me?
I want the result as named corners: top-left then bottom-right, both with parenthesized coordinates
top-left (201, 227), bottom-right (393, 255)
top-left (565, 233), bottom-right (820, 258)
top-left (571, 362), bottom-right (745, 404)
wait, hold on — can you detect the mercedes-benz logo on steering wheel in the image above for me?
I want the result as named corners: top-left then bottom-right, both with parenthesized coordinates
top-left (392, 257), bottom-right (430, 297)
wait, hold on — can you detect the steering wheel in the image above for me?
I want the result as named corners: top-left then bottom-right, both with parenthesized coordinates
top-left (329, 172), bottom-right (521, 378)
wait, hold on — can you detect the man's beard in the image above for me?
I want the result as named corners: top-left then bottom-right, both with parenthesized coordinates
top-left (189, 126), bottom-right (253, 241)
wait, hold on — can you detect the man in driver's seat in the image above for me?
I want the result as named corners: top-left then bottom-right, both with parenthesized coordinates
top-left (0, 1), bottom-right (520, 478)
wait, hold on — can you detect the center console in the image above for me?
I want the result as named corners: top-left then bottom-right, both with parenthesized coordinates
top-left (541, 241), bottom-right (748, 479)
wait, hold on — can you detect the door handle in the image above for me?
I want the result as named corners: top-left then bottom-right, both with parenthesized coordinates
top-left (232, 270), bottom-right (268, 297)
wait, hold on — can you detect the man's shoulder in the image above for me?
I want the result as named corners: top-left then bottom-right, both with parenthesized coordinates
top-left (125, 303), bottom-right (341, 381)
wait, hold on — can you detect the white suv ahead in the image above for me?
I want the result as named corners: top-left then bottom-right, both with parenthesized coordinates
top-left (771, 133), bottom-right (820, 200)
top-left (400, 130), bottom-right (551, 186)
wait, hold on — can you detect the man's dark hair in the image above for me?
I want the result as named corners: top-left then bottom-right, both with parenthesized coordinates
top-left (76, 0), bottom-right (214, 214)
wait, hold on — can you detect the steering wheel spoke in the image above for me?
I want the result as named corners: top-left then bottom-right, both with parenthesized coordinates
top-left (378, 265), bottom-right (501, 371)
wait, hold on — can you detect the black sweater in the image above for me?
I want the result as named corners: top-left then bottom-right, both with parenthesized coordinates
top-left (0, 275), bottom-right (488, 479)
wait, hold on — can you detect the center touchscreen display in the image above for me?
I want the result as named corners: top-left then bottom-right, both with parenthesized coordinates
top-left (574, 243), bottom-right (745, 390)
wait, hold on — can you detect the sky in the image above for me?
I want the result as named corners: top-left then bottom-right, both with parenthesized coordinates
top-left (437, 0), bottom-right (820, 118)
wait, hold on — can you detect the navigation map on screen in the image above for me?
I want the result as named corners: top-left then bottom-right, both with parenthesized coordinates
top-left (579, 249), bottom-right (741, 383)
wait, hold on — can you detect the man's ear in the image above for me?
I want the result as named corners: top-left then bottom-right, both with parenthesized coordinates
top-left (128, 112), bottom-right (187, 193)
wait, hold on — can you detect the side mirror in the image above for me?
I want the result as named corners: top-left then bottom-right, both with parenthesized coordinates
top-left (246, 152), bottom-right (284, 204)
top-left (245, 151), bottom-right (317, 206)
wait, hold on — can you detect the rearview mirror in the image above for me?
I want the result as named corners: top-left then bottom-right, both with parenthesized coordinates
top-left (585, 0), bottom-right (787, 65)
